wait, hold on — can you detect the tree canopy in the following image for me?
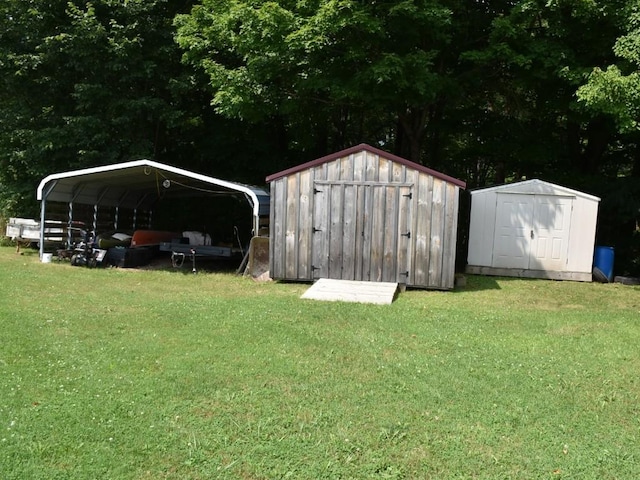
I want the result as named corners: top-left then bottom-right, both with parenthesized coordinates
top-left (577, 2), bottom-right (640, 133)
top-left (1, 0), bottom-right (638, 273)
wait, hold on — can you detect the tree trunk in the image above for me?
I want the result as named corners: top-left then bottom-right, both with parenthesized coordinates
top-left (581, 116), bottom-right (612, 175)
top-left (424, 101), bottom-right (445, 168)
top-left (397, 107), bottom-right (429, 163)
top-left (632, 141), bottom-right (640, 177)
top-left (566, 120), bottom-right (582, 171)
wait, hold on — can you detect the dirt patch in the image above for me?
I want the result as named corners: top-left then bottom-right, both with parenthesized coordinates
top-left (107, 251), bottom-right (242, 274)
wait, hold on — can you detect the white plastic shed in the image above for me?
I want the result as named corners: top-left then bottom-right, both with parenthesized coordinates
top-left (466, 179), bottom-right (600, 281)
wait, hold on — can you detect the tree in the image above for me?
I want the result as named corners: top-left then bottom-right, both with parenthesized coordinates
top-left (577, 2), bottom-right (640, 135)
top-left (576, 1), bottom-right (640, 275)
top-left (0, 0), bottom-right (199, 217)
top-left (458, 0), bottom-right (628, 184)
top-left (175, 0), bottom-right (510, 165)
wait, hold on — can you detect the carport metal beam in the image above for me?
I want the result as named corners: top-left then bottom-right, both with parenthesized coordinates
top-left (36, 160), bottom-right (270, 256)
top-left (38, 180), bottom-right (57, 259)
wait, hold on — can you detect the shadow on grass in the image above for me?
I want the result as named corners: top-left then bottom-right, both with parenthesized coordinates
top-left (126, 253), bottom-right (243, 275)
top-left (453, 272), bottom-right (581, 293)
top-left (452, 274), bottom-right (502, 292)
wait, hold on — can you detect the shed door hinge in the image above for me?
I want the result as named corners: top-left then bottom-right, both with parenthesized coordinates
top-left (313, 187), bottom-right (323, 194)
top-left (313, 227), bottom-right (322, 233)
top-left (403, 192), bottom-right (413, 199)
top-left (401, 231), bottom-right (411, 239)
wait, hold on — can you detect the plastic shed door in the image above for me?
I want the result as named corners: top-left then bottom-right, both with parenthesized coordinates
top-left (492, 193), bottom-right (573, 271)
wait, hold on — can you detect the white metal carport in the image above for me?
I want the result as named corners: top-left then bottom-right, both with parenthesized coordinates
top-left (36, 160), bottom-right (270, 259)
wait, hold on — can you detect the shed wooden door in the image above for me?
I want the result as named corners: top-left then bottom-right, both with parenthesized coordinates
top-left (311, 182), bottom-right (412, 283)
top-left (492, 193), bottom-right (572, 270)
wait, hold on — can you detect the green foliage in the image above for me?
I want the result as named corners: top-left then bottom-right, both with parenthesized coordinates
top-left (175, 0), bottom-right (464, 159)
top-left (577, 3), bottom-right (640, 132)
top-left (0, 0), bottom-right (202, 216)
top-left (461, 0), bottom-right (627, 179)
top-left (1, 248), bottom-right (640, 478)
top-left (577, 66), bottom-right (640, 131)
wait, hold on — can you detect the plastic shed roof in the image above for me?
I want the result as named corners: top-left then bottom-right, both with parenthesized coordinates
top-left (36, 159), bottom-right (270, 217)
top-left (469, 179), bottom-right (600, 202)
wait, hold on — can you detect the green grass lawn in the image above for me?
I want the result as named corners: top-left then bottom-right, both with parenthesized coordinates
top-left (1, 246), bottom-right (639, 479)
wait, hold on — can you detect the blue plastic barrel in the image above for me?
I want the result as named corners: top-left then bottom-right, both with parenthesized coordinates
top-left (593, 246), bottom-right (615, 282)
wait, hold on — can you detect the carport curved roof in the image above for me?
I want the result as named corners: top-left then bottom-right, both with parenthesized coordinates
top-left (37, 159), bottom-right (270, 217)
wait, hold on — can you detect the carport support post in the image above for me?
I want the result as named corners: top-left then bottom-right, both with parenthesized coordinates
top-left (67, 201), bottom-right (74, 247)
top-left (67, 185), bottom-right (85, 246)
top-left (38, 179), bottom-right (57, 259)
top-left (93, 188), bottom-right (109, 233)
top-left (133, 193), bottom-right (150, 230)
top-left (39, 195), bottom-right (46, 260)
top-left (242, 192), bottom-right (261, 237)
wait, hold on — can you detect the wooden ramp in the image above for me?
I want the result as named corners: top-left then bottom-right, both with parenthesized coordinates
top-left (301, 279), bottom-right (398, 305)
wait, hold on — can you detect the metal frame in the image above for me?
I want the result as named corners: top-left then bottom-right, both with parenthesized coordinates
top-left (37, 160), bottom-right (270, 259)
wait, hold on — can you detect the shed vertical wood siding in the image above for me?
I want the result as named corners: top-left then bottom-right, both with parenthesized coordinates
top-left (268, 145), bottom-right (465, 290)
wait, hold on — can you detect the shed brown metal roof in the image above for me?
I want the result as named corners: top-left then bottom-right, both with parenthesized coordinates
top-left (266, 143), bottom-right (466, 188)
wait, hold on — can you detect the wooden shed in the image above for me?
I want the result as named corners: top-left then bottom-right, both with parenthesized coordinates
top-left (466, 179), bottom-right (600, 281)
top-left (266, 144), bottom-right (467, 290)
